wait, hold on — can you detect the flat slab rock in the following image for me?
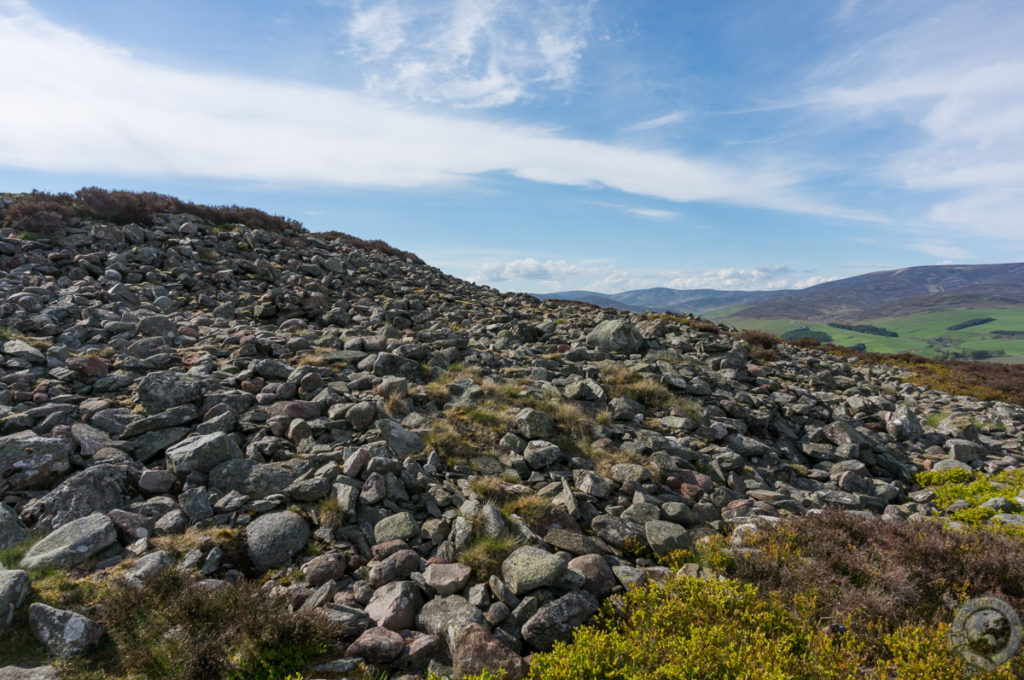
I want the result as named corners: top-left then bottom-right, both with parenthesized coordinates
top-left (20, 513), bottom-right (116, 571)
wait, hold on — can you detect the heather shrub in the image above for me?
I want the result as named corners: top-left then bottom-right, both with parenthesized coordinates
top-left (726, 511), bottom-right (1024, 629)
top-left (97, 568), bottom-right (336, 680)
top-left (739, 328), bottom-right (782, 349)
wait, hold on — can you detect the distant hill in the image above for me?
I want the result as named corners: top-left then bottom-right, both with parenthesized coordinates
top-left (728, 263), bottom-right (1024, 321)
top-left (538, 263), bottom-right (1024, 320)
top-left (535, 262), bottom-right (1024, 361)
top-left (536, 287), bottom-right (790, 315)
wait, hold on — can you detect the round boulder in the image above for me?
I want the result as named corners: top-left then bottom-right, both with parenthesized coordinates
top-left (245, 511), bottom-right (310, 573)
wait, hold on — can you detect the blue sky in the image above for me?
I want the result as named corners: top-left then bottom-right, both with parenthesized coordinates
top-left (1, 0), bottom-right (1023, 293)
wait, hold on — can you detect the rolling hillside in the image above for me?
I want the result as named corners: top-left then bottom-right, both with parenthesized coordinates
top-left (536, 287), bottom-right (789, 315)
top-left (536, 262), bottom-right (1024, 361)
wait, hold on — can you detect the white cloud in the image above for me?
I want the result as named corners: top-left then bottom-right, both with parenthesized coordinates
top-left (346, 0), bottom-right (591, 108)
top-left (470, 258), bottom-right (836, 294)
top-left (624, 110), bottom-right (689, 132)
top-left (0, 2), bottom-right (877, 222)
top-left (664, 266), bottom-right (831, 291)
top-left (472, 257), bottom-right (596, 284)
top-left (348, 2), bottom-right (407, 59)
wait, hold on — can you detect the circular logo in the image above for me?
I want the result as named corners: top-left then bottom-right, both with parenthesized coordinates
top-left (949, 596), bottom-right (1023, 672)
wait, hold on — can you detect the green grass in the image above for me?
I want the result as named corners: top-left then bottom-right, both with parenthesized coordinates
top-left (731, 306), bottom-right (1024, 360)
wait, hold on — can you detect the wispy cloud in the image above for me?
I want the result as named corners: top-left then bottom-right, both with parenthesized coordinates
top-left (624, 110), bottom-right (689, 132)
top-left (665, 266), bottom-right (833, 292)
top-left (808, 0), bottom-right (1024, 241)
top-left (592, 201), bottom-right (679, 219)
top-left (345, 0), bottom-right (592, 108)
top-left (0, 1), bottom-right (878, 222)
top-left (910, 240), bottom-right (969, 261)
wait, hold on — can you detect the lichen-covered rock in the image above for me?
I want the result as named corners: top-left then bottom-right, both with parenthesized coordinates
top-left (0, 433), bottom-right (72, 492)
top-left (136, 371), bottom-right (205, 413)
top-left (501, 546), bottom-right (566, 596)
top-left (20, 513), bottom-right (117, 571)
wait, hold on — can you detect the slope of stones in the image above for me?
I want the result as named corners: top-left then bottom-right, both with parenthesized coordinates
top-left (0, 210), bottom-right (1023, 678)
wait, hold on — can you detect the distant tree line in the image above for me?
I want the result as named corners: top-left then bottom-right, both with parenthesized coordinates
top-left (946, 317), bottom-right (996, 331)
top-left (827, 322), bottom-right (899, 337)
top-left (782, 328), bottom-right (833, 343)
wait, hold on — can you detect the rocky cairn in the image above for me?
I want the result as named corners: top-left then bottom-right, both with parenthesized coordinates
top-left (1, 200), bottom-right (1023, 678)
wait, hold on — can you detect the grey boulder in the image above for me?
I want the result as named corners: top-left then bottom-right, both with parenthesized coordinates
top-left (28, 603), bottom-right (104, 658)
top-left (20, 513), bottom-right (117, 571)
top-left (166, 432), bottom-right (243, 478)
top-left (0, 504), bottom-right (29, 551)
top-left (245, 511), bottom-right (310, 573)
top-left (501, 546), bottom-right (566, 596)
top-left (586, 319), bottom-right (646, 354)
top-left (0, 569), bottom-right (31, 628)
top-left (0, 433), bottom-right (72, 492)
top-left (29, 464), bottom-right (131, 533)
top-left (521, 590), bottom-right (599, 651)
top-left (136, 371), bottom-right (205, 413)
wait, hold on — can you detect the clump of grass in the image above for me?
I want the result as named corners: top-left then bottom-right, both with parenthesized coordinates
top-left (534, 399), bottom-right (593, 439)
top-left (501, 494), bottom-right (553, 531)
top-left (294, 347), bottom-right (334, 367)
top-left (924, 411), bottom-right (950, 427)
top-left (469, 476), bottom-right (511, 504)
top-left (584, 442), bottom-right (647, 477)
top-left (316, 498), bottom-right (346, 530)
top-left (426, 415), bottom-right (501, 463)
top-left (598, 362), bottom-right (694, 413)
top-left (97, 568), bottom-right (337, 680)
top-left (458, 535), bottom-right (523, 580)
top-left (150, 527), bottom-right (240, 558)
top-left (0, 535), bottom-right (40, 567)
top-left (383, 394), bottom-right (409, 417)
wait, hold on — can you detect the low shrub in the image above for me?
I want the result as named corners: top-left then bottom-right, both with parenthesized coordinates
top-left (726, 511), bottom-right (1024, 630)
top-left (98, 568), bottom-right (337, 680)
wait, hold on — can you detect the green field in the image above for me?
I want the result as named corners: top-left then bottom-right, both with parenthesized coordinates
top-left (727, 307), bottom-right (1024, 361)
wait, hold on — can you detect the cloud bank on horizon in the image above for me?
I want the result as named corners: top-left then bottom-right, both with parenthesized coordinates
top-left (0, 0), bottom-right (1022, 294)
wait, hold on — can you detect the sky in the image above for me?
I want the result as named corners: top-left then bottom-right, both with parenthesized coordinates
top-left (1, 0), bottom-right (1023, 294)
